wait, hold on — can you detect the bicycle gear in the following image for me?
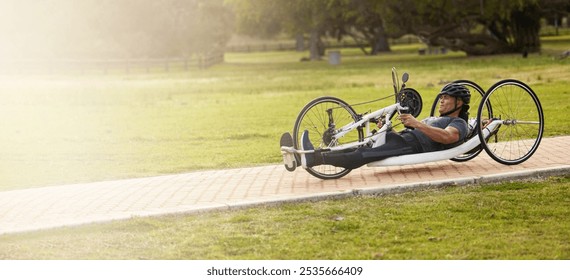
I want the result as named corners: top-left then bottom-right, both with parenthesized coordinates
top-left (396, 88), bottom-right (423, 118)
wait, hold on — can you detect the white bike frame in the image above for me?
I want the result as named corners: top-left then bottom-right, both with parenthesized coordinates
top-left (281, 98), bottom-right (503, 166)
top-left (330, 103), bottom-right (408, 150)
top-left (281, 102), bottom-right (409, 155)
top-left (367, 119), bottom-right (501, 167)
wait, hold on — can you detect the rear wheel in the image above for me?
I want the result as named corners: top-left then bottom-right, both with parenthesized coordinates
top-left (293, 96), bottom-right (362, 179)
top-left (476, 79), bottom-right (544, 165)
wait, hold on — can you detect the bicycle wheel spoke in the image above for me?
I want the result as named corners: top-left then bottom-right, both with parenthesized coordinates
top-left (478, 80), bottom-right (543, 165)
top-left (294, 97), bottom-right (361, 179)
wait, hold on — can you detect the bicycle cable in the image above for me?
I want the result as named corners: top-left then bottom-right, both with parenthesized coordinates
top-left (328, 94), bottom-right (395, 111)
top-left (348, 94), bottom-right (394, 107)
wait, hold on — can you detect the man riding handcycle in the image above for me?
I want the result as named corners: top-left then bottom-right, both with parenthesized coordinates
top-left (279, 68), bottom-right (544, 180)
top-left (298, 83), bottom-right (470, 170)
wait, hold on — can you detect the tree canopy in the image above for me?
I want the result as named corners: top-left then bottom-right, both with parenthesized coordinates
top-left (383, 0), bottom-right (544, 55)
top-left (232, 0), bottom-right (569, 57)
top-left (0, 0), bottom-right (567, 60)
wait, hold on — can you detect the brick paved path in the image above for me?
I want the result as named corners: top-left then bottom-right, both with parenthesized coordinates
top-left (0, 136), bottom-right (568, 235)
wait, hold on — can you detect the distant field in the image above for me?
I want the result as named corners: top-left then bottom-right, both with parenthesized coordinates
top-left (0, 37), bottom-right (568, 190)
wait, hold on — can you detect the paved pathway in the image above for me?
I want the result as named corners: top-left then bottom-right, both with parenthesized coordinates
top-left (0, 136), bottom-right (569, 235)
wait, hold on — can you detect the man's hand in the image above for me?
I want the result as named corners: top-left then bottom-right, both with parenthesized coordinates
top-left (400, 113), bottom-right (460, 144)
top-left (398, 114), bottom-right (421, 128)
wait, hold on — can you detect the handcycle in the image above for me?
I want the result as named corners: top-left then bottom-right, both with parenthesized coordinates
top-left (280, 67), bottom-right (544, 180)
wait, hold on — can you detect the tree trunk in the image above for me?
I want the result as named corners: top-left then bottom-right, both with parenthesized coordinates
top-left (295, 34), bottom-right (305, 52)
top-left (371, 34), bottom-right (391, 55)
top-left (370, 26), bottom-right (391, 55)
top-left (309, 30), bottom-right (322, 61)
top-left (511, 4), bottom-right (541, 53)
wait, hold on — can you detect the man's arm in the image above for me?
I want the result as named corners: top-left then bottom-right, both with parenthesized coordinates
top-left (399, 114), bottom-right (460, 144)
top-left (415, 124), bottom-right (460, 144)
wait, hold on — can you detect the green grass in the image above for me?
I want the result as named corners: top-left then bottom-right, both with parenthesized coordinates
top-left (0, 38), bottom-right (569, 191)
top-left (0, 176), bottom-right (568, 260)
top-left (0, 38), bottom-right (568, 261)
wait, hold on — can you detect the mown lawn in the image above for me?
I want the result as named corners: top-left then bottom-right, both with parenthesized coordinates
top-left (0, 38), bottom-right (568, 261)
top-left (0, 38), bottom-right (568, 191)
top-left (0, 176), bottom-right (568, 260)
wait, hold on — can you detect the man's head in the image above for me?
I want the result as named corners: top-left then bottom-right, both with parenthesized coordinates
top-left (438, 83), bottom-right (470, 118)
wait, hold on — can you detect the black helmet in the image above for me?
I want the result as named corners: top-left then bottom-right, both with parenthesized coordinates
top-left (439, 83), bottom-right (470, 104)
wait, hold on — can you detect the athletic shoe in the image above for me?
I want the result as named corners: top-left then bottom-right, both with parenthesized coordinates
top-left (280, 132), bottom-right (296, 171)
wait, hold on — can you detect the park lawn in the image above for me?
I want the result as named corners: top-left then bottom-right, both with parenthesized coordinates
top-left (0, 176), bottom-right (568, 260)
top-left (0, 38), bottom-right (568, 191)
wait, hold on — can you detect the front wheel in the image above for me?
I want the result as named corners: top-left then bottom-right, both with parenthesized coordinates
top-left (477, 79), bottom-right (544, 165)
top-left (293, 96), bottom-right (362, 179)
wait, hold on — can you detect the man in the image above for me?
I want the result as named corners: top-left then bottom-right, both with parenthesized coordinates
top-left (299, 83), bottom-right (471, 170)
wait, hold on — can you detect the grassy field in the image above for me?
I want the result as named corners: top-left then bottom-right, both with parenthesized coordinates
top-left (0, 37), bottom-right (569, 191)
top-left (0, 37), bottom-right (568, 260)
top-left (0, 176), bottom-right (568, 260)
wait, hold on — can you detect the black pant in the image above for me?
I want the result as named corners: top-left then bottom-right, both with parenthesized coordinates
top-left (321, 131), bottom-right (420, 169)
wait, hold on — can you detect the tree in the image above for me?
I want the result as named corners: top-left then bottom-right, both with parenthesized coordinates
top-left (383, 0), bottom-right (545, 55)
top-left (230, 0), bottom-right (333, 60)
top-left (231, 0), bottom-right (398, 59)
top-left (541, 0), bottom-right (570, 35)
top-left (233, 0), bottom-right (570, 58)
top-left (327, 0), bottom-right (394, 55)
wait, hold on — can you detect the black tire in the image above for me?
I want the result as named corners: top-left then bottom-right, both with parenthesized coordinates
top-left (293, 96), bottom-right (362, 179)
top-left (430, 80), bottom-right (490, 162)
top-left (476, 79), bottom-right (544, 165)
